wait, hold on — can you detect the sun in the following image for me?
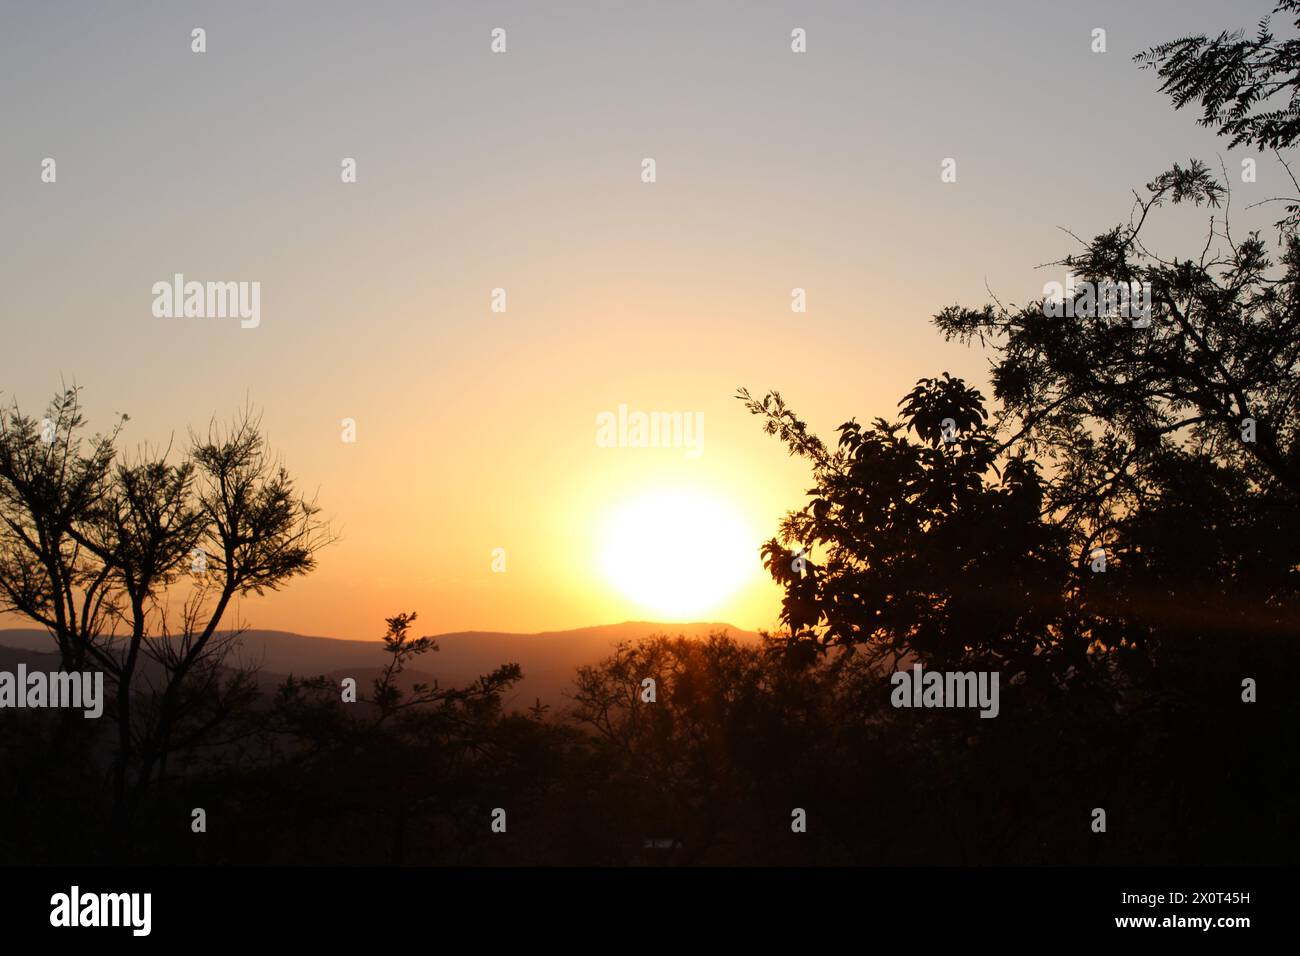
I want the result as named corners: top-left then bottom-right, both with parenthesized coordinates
top-left (597, 486), bottom-right (759, 619)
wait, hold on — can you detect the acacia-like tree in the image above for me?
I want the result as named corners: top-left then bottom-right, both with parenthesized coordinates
top-left (0, 386), bottom-right (331, 834)
top-left (933, 4), bottom-right (1300, 659)
top-left (1138, 0), bottom-right (1300, 152)
top-left (1139, 0), bottom-right (1300, 231)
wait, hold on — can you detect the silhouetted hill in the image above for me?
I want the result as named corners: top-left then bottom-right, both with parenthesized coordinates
top-left (0, 622), bottom-right (761, 709)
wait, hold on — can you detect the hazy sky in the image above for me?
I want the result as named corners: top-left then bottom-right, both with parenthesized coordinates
top-left (0, 0), bottom-right (1285, 639)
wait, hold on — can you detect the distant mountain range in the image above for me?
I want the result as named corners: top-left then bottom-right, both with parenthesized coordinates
top-left (0, 622), bottom-right (762, 710)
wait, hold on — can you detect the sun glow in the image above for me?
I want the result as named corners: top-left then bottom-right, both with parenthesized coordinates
top-left (597, 486), bottom-right (760, 619)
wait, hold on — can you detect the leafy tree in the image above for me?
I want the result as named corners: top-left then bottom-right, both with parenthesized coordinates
top-left (570, 632), bottom-right (885, 864)
top-left (726, 8), bottom-right (1300, 865)
top-left (931, 175), bottom-right (1300, 667)
top-left (737, 379), bottom-right (1081, 680)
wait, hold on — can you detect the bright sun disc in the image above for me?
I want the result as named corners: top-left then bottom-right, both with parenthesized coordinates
top-left (598, 487), bottom-right (757, 618)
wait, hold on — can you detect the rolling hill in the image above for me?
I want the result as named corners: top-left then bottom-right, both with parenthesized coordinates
top-left (0, 621), bottom-right (763, 710)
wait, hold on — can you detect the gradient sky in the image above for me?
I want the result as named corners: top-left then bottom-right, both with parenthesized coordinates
top-left (0, 0), bottom-right (1285, 639)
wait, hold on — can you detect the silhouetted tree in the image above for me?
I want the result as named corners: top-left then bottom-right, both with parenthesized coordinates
top-left (928, 166), bottom-right (1300, 679)
top-left (1139, 2), bottom-right (1300, 233)
top-left (737, 380), bottom-right (1082, 680)
top-left (1138, 1), bottom-right (1300, 152)
top-left (0, 387), bottom-right (331, 841)
top-left (251, 612), bottom-right (527, 864)
top-left (570, 632), bottom-right (887, 863)
top-left (729, 8), bottom-right (1300, 865)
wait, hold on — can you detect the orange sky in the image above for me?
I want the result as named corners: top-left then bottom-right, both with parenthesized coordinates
top-left (2, 1), bottom-right (1274, 639)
